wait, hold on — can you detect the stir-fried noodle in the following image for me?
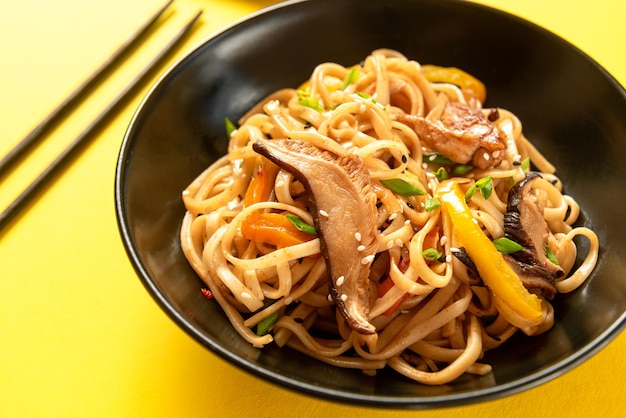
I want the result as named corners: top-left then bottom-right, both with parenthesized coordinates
top-left (180, 49), bottom-right (598, 385)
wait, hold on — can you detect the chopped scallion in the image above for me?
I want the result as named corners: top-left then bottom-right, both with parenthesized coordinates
top-left (380, 178), bottom-right (426, 196)
top-left (225, 117), bottom-right (237, 137)
top-left (341, 68), bottom-right (358, 90)
top-left (545, 246), bottom-right (560, 265)
top-left (285, 214), bottom-right (317, 235)
top-left (425, 198), bottom-right (441, 212)
top-left (465, 176), bottom-right (493, 201)
top-left (492, 237), bottom-right (524, 254)
top-left (422, 248), bottom-right (443, 261)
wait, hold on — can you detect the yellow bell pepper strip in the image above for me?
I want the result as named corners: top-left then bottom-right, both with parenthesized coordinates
top-left (422, 64), bottom-right (487, 104)
top-left (243, 160), bottom-right (279, 207)
top-left (241, 212), bottom-right (316, 249)
top-left (436, 181), bottom-right (543, 323)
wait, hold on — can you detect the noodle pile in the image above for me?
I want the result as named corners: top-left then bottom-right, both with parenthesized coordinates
top-left (180, 49), bottom-right (599, 385)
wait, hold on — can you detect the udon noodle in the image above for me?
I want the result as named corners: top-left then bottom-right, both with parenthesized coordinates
top-left (180, 49), bottom-right (598, 385)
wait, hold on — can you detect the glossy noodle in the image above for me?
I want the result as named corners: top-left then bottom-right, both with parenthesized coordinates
top-left (180, 49), bottom-right (599, 385)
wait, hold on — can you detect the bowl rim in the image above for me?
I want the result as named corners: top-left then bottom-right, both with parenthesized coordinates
top-left (115, 0), bottom-right (626, 408)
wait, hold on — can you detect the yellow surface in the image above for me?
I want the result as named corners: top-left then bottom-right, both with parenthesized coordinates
top-left (1, 0), bottom-right (624, 416)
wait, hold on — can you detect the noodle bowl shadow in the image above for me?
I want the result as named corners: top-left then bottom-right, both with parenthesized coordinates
top-left (115, 0), bottom-right (626, 408)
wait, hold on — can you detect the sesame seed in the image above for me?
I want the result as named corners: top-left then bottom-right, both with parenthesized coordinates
top-left (327, 294), bottom-right (333, 302)
top-left (284, 297), bottom-right (293, 305)
top-left (355, 232), bottom-right (362, 241)
top-left (483, 152), bottom-right (490, 161)
top-left (357, 245), bottom-right (366, 252)
top-left (395, 238), bottom-right (403, 247)
top-left (440, 235), bottom-right (448, 246)
top-left (387, 240), bottom-right (394, 249)
top-left (401, 155), bottom-right (408, 164)
top-left (492, 150), bottom-right (500, 159)
top-left (336, 276), bottom-right (345, 286)
top-left (340, 294), bottom-right (348, 301)
top-left (389, 212), bottom-right (397, 221)
top-left (319, 209), bottom-right (329, 217)
top-left (182, 190), bottom-right (190, 195)
top-left (428, 154), bottom-right (437, 161)
top-left (241, 292), bottom-right (252, 299)
top-left (361, 255), bottom-right (375, 265)
top-left (275, 180), bottom-right (285, 188)
top-left (445, 254), bottom-right (452, 263)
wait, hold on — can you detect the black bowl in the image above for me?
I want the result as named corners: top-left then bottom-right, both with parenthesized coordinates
top-left (115, 0), bottom-right (626, 408)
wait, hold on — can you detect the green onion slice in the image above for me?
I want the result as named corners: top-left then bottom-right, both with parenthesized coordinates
top-left (341, 68), bottom-right (358, 90)
top-left (465, 176), bottom-right (493, 201)
top-left (225, 117), bottom-right (237, 137)
top-left (425, 198), bottom-right (441, 212)
top-left (422, 248), bottom-right (443, 261)
top-left (380, 178), bottom-right (426, 196)
top-left (492, 237), bottom-right (524, 254)
top-left (286, 214), bottom-right (317, 235)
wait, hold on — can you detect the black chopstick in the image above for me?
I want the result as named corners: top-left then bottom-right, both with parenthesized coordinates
top-left (0, 0), bottom-right (174, 177)
top-left (0, 10), bottom-right (203, 231)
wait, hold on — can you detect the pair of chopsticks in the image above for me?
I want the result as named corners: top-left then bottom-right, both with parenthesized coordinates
top-left (0, 0), bottom-right (202, 231)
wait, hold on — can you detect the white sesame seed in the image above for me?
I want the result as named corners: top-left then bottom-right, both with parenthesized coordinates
top-left (241, 292), bottom-right (252, 299)
top-left (357, 245), bottom-right (366, 252)
top-left (340, 294), bottom-right (348, 301)
top-left (472, 219), bottom-right (478, 224)
top-left (182, 190), bottom-right (190, 196)
top-left (327, 294), bottom-right (333, 302)
top-left (428, 154), bottom-right (437, 161)
top-left (275, 180), bottom-right (284, 188)
top-left (483, 152), bottom-right (490, 160)
top-left (319, 209), bottom-right (329, 217)
top-left (395, 238), bottom-right (403, 247)
top-left (422, 163), bottom-right (429, 170)
top-left (492, 150), bottom-right (500, 159)
top-left (440, 235), bottom-right (448, 246)
top-left (355, 232), bottom-right (362, 241)
top-left (445, 254), bottom-right (452, 263)
top-left (389, 212), bottom-right (397, 221)
top-left (284, 297), bottom-right (293, 305)
top-left (450, 247), bottom-right (460, 253)
top-left (361, 255), bottom-right (375, 265)
top-left (336, 276), bottom-right (345, 286)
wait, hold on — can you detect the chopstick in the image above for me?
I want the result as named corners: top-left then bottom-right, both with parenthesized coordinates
top-left (0, 0), bottom-right (174, 177)
top-left (0, 8), bottom-right (203, 231)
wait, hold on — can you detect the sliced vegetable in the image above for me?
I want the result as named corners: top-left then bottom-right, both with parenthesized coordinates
top-left (256, 300), bottom-right (279, 336)
top-left (241, 212), bottom-right (316, 248)
top-left (225, 117), bottom-right (237, 137)
top-left (297, 90), bottom-right (324, 112)
top-left (424, 152), bottom-right (455, 165)
top-left (422, 64), bottom-right (487, 103)
top-left (434, 167), bottom-right (449, 182)
top-left (451, 164), bottom-right (474, 175)
top-left (380, 178), bottom-right (426, 196)
top-left (521, 157), bottom-right (531, 172)
top-left (243, 161), bottom-right (280, 207)
top-left (424, 197), bottom-right (441, 212)
top-left (341, 67), bottom-right (359, 90)
top-left (493, 237), bottom-right (524, 254)
top-left (465, 176), bottom-right (493, 201)
top-left (422, 248), bottom-right (443, 261)
top-left (378, 257), bottom-right (410, 316)
top-left (285, 213), bottom-right (317, 235)
top-left (545, 246), bottom-right (559, 265)
top-left (437, 181), bottom-right (543, 323)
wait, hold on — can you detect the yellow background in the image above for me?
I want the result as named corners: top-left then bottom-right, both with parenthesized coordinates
top-left (1, 1), bottom-right (624, 417)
